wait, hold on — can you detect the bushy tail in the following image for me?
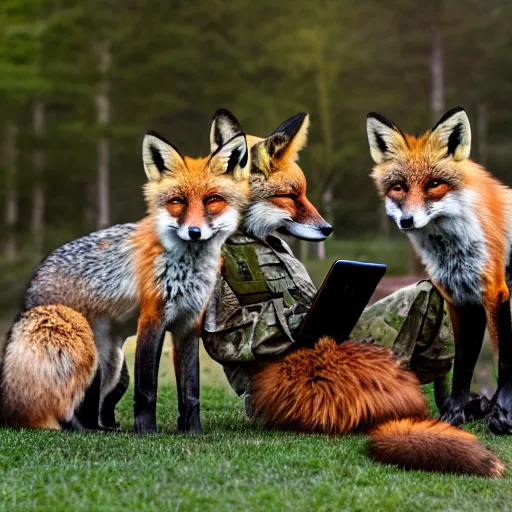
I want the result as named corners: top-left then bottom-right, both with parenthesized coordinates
top-left (249, 337), bottom-right (428, 434)
top-left (249, 337), bottom-right (506, 477)
top-left (369, 418), bottom-right (506, 478)
top-left (0, 305), bottom-right (97, 429)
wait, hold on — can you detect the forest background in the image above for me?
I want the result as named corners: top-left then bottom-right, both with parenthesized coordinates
top-left (1, 0), bottom-right (511, 333)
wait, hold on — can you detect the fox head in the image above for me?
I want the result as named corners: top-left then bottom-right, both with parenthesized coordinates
top-left (142, 109), bottom-right (250, 249)
top-left (243, 113), bottom-right (332, 241)
top-left (366, 107), bottom-right (472, 232)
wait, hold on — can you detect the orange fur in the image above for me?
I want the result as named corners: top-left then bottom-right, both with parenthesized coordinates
top-left (246, 130), bottom-right (327, 228)
top-left (250, 338), bottom-right (506, 477)
top-left (250, 337), bottom-right (428, 435)
top-left (370, 114), bottom-right (512, 357)
top-left (1, 305), bottom-right (97, 429)
top-left (131, 216), bottom-right (165, 305)
top-left (369, 418), bottom-right (506, 477)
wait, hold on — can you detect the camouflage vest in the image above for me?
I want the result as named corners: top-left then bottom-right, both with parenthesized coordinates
top-left (201, 232), bottom-right (455, 394)
top-left (202, 233), bottom-right (316, 363)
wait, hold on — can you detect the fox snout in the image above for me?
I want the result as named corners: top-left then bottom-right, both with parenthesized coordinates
top-left (188, 226), bottom-right (202, 240)
top-left (177, 223), bottom-right (212, 242)
top-left (399, 216), bottom-right (414, 230)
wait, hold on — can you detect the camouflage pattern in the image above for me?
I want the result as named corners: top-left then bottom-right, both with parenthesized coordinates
top-left (202, 233), bottom-right (316, 363)
top-left (351, 281), bottom-right (455, 384)
top-left (201, 232), bottom-right (455, 395)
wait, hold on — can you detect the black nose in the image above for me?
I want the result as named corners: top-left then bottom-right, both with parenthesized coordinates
top-left (188, 226), bottom-right (201, 240)
top-left (400, 216), bottom-right (414, 230)
top-left (320, 224), bottom-right (333, 237)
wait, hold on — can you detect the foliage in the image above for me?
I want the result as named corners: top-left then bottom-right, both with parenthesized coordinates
top-left (2, 0), bottom-right (512, 254)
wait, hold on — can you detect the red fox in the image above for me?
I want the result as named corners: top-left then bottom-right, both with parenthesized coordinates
top-left (366, 107), bottom-right (512, 436)
top-left (244, 112), bottom-right (332, 241)
top-left (93, 111), bottom-right (333, 428)
top-left (250, 337), bottom-right (506, 477)
top-left (2, 109), bottom-right (250, 433)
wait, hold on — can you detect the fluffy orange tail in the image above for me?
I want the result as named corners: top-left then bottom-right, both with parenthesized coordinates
top-left (369, 418), bottom-right (505, 477)
top-left (249, 337), bottom-right (505, 477)
top-left (250, 337), bottom-right (428, 434)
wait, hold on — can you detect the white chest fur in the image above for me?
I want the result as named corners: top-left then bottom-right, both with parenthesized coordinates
top-left (408, 199), bottom-right (488, 305)
top-left (154, 239), bottom-right (223, 329)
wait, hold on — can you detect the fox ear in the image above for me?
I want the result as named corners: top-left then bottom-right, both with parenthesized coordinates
top-left (142, 131), bottom-right (186, 181)
top-left (252, 113), bottom-right (309, 177)
top-left (210, 108), bottom-right (245, 154)
top-left (430, 107), bottom-right (471, 161)
top-left (366, 113), bottom-right (408, 164)
top-left (209, 110), bottom-right (249, 181)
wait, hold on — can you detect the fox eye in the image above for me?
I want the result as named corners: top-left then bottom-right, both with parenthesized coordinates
top-left (169, 196), bottom-right (186, 204)
top-left (428, 180), bottom-right (442, 189)
top-left (274, 192), bottom-right (298, 200)
top-left (205, 194), bottom-right (224, 204)
top-left (391, 183), bottom-right (404, 193)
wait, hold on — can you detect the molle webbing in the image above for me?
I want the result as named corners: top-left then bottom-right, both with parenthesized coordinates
top-left (222, 243), bottom-right (275, 306)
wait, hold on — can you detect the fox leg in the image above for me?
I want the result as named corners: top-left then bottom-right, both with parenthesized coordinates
top-left (100, 356), bottom-right (129, 430)
top-left (98, 318), bottom-right (135, 428)
top-left (74, 318), bottom-right (121, 429)
top-left (134, 300), bottom-right (166, 434)
top-left (485, 291), bottom-right (512, 434)
top-left (75, 366), bottom-right (103, 429)
top-left (440, 303), bottom-right (487, 426)
top-left (172, 329), bottom-right (202, 434)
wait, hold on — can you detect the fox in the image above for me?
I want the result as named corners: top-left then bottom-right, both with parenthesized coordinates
top-left (91, 111), bottom-right (333, 426)
top-left (2, 109), bottom-right (250, 433)
top-left (249, 337), bottom-right (506, 477)
top-left (244, 112), bottom-right (333, 241)
top-left (366, 107), bottom-right (512, 436)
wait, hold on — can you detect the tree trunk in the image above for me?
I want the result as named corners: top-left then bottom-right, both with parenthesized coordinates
top-left (379, 202), bottom-right (390, 238)
top-left (430, 22), bottom-right (444, 122)
top-left (315, 46), bottom-right (333, 261)
top-left (299, 239), bottom-right (309, 264)
top-left (4, 123), bottom-right (18, 261)
top-left (31, 99), bottom-right (45, 260)
top-left (96, 39), bottom-right (111, 230)
top-left (477, 102), bottom-right (488, 167)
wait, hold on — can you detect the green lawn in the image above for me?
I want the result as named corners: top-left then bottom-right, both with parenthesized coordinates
top-left (304, 237), bottom-right (410, 287)
top-left (1, 339), bottom-right (512, 511)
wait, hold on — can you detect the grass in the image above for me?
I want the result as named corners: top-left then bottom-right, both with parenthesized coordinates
top-left (1, 339), bottom-right (512, 511)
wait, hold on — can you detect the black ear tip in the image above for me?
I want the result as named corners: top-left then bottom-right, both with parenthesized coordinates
top-left (212, 108), bottom-right (239, 123)
top-left (432, 107), bottom-right (468, 131)
top-left (269, 112), bottom-right (309, 137)
top-left (145, 130), bottom-right (173, 146)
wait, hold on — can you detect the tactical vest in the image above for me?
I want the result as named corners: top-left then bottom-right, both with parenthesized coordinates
top-left (201, 232), bottom-right (455, 395)
top-left (202, 233), bottom-right (316, 364)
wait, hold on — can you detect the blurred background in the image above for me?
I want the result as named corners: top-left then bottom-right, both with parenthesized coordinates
top-left (1, 0), bottom-right (511, 386)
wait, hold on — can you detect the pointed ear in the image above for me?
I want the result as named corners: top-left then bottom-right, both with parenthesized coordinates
top-left (142, 131), bottom-right (186, 181)
top-left (251, 113), bottom-right (309, 177)
top-left (366, 112), bottom-right (408, 164)
top-left (210, 132), bottom-right (249, 181)
top-left (210, 108), bottom-right (245, 154)
top-left (430, 107), bottom-right (471, 161)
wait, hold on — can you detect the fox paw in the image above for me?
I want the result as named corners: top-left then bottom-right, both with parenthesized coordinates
top-left (134, 410), bottom-right (157, 435)
top-left (464, 393), bottom-right (492, 421)
top-left (489, 404), bottom-right (512, 435)
top-left (177, 417), bottom-right (203, 435)
top-left (439, 397), bottom-right (466, 426)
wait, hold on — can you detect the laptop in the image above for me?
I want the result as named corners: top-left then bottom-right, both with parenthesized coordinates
top-left (297, 260), bottom-right (386, 346)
